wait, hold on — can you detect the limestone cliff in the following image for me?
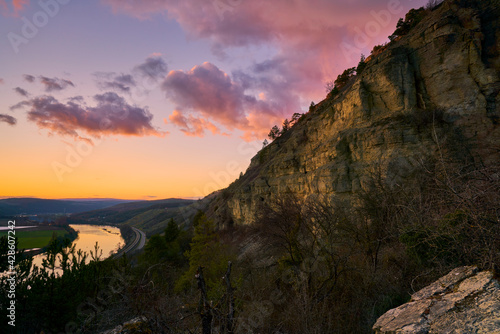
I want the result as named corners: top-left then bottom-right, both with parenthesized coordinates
top-left (211, 0), bottom-right (500, 226)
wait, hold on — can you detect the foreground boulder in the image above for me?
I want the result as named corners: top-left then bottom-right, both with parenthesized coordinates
top-left (373, 266), bottom-right (500, 333)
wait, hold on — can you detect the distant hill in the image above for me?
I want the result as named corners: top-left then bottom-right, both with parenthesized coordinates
top-left (68, 198), bottom-right (206, 236)
top-left (0, 198), bottom-right (133, 216)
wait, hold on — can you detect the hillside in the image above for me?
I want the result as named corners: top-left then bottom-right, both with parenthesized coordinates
top-left (209, 0), bottom-right (500, 226)
top-left (68, 198), bottom-right (201, 235)
top-left (0, 197), bottom-right (131, 216)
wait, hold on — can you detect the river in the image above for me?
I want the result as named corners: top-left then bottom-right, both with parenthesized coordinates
top-left (31, 224), bottom-right (124, 275)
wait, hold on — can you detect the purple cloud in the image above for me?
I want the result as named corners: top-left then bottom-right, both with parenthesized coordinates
top-left (133, 55), bottom-right (168, 80)
top-left (162, 62), bottom-right (296, 140)
top-left (0, 114), bottom-right (17, 126)
top-left (103, 0), bottom-right (426, 139)
top-left (15, 92), bottom-right (165, 142)
top-left (95, 72), bottom-right (137, 94)
top-left (13, 87), bottom-right (29, 97)
top-left (23, 74), bottom-right (35, 83)
top-left (39, 76), bottom-right (74, 92)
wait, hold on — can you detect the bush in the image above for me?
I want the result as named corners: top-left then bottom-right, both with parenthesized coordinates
top-left (175, 213), bottom-right (234, 297)
top-left (356, 54), bottom-right (367, 75)
top-left (389, 7), bottom-right (426, 41)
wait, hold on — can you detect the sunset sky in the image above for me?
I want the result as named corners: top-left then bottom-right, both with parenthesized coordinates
top-left (0, 0), bottom-right (428, 200)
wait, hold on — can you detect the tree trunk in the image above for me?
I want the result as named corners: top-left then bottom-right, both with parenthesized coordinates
top-left (224, 261), bottom-right (235, 334)
top-left (196, 266), bottom-right (212, 334)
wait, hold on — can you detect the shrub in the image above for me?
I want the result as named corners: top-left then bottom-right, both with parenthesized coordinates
top-left (389, 7), bottom-right (426, 41)
top-left (175, 213), bottom-right (233, 298)
top-left (356, 54), bottom-right (367, 75)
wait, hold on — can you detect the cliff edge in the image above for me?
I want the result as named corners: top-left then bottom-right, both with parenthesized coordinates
top-left (210, 0), bottom-right (500, 226)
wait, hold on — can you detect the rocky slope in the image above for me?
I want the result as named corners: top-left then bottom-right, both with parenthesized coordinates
top-left (373, 266), bottom-right (500, 333)
top-left (211, 0), bottom-right (500, 226)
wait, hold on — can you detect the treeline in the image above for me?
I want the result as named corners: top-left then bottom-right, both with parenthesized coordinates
top-left (0, 234), bottom-right (132, 333)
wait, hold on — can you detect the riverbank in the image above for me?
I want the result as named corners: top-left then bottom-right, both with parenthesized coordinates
top-left (0, 224), bottom-right (78, 250)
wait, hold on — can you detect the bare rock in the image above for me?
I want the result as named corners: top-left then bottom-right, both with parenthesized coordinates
top-left (373, 266), bottom-right (500, 333)
top-left (100, 316), bottom-right (151, 334)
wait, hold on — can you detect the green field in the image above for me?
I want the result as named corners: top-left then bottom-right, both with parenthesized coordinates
top-left (0, 228), bottom-right (67, 249)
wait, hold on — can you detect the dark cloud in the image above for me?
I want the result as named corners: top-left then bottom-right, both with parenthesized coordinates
top-left (23, 74), bottom-right (35, 83)
top-left (20, 92), bottom-right (165, 142)
top-left (0, 114), bottom-right (17, 126)
top-left (95, 72), bottom-right (137, 94)
top-left (39, 76), bottom-right (74, 92)
top-left (13, 87), bottom-right (29, 97)
top-left (10, 100), bottom-right (31, 111)
top-left (133, 56), bottom-right (168, 80)
top-left (115, 74), bottom-right (136, 86)
top-left (0, 78), bottom-right (4, 85)
top-left (94, 56), bottom-right (167, 96)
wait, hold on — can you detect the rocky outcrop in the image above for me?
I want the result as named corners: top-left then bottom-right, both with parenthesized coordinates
top-left (211, 0), bottom-right (500, 226)
top-left (100, 316), bottom-right (151, 334)
top-left (373, 266), bottom-right (500, 333)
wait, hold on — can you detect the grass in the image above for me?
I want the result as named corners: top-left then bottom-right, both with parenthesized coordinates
top-left (0, 228), bottom-right (67, 249)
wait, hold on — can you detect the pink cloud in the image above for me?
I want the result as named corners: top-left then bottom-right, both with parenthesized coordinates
top-left (167, 110), bottom-right (222, 137)
top-left (0, 0), bottom-right (29, 17)
top-left (163, 62), bottom-right (247, 127)
top-left (103, 0), bottom-right (428, 139)
top-left (162, 62), bottom-right (291, 140)
top-left (14, 87), bottom-right (29, 97)
top-left (0, 78), bottom-right (4, 85)
top-left (16, 92), bottom-right (165, 142)
top-left (102, 0), bottom-right (424, 75)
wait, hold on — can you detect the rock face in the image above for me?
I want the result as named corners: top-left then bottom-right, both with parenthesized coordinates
top-left (100, 316), bottom-right (150, 334)
top-left (212, 0), bottom-right (500, 226)
top-left (373, 266), bottom-right (500, 333)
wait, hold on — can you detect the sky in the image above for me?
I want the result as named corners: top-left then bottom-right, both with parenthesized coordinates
top-left (0, 0), bottom-right (428, 200)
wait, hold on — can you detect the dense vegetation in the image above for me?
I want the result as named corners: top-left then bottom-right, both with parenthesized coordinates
top-left (1, 138), bottom-right (497, 333)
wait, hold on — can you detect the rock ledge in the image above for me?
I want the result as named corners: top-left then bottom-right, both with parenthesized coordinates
top-left (373, 266), bottom-right (500, 333)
